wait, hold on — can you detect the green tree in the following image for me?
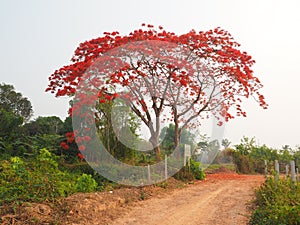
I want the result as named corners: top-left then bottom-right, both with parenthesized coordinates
top-left (94, 99), bottom-right (141, 162)
top-left (0, 83), bottom-right (33, 121)
top-left (23, 116), bottom-right (64, 136)
top-left (221, 138), bottom-right (231, 150)
top-left (160, 123), bottom-right (196, 155)
top-left (0, 108), bottom-right (25, 158)
top-left (0, 108), bottom-right (23, 139)
top-left (235, 136), bottom-right (256, 155)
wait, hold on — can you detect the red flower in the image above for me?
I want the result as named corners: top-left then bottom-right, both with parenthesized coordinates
top-left (180, 79), bottom-right (187, 86)
top-left (77, 153), bottom-right (84, 159)
top-left (79, 145), bottom-right (86, 151)
top-left (75, 137), bottom-right (83, 143)
top-left (84, 136), bottom-right (91, 141)
top-left (67, 137), bottom-right (74, 143)
top-left (105, 95), bottom-right (113, 101)
top-left (60, 142), bottom-right (69, 150)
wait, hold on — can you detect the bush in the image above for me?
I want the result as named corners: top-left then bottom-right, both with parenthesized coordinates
top-left (190, 159), bottom-right (206, 180)
top-left (250, 177), bottom-right (300, 225)
top-left (76, 174), bottom-right (98, 192)
top-left (174, 159), bottom-right (206, 181)
top-left (174, 167), bottom-right (194, 181)
top-left (61, 162), bottom-right (111, 189)
top-left (0, 149), bottom-right (91, 205)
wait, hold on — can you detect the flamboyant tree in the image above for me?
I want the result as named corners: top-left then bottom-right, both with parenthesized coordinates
top-left (46, 24), bottom-right (267, 161)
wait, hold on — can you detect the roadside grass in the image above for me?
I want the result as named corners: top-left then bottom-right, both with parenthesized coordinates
top-left (249, 177), bottom-right (300, 225)
top-left (205, 163), bottom-right (236, 173)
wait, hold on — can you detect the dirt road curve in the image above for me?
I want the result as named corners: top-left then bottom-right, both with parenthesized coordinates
top-left (112, 174), bottom-right (264, 225)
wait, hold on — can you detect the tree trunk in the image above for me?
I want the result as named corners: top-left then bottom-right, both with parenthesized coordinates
top-left (154, 146), bottom-right (162, 162)
top-left (150, 135), bottom-right (162, 162)
top-left (174, 120), bottom-right (181, 159)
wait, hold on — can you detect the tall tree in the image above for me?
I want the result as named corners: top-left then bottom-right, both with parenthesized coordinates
top-left (0, 83), bottom-right (33, 121)
top-left (46, 24), bottom-right (267, 161)
top-left (23, 116), bottom-right (63, 136)
top-left (0, 108), bottom-right (23, 139)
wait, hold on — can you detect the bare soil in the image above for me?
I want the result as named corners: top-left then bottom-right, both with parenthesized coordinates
top-left (0, 173), bottom-right (264, 225)
top-left (111, 174), bottom-right (264, 225)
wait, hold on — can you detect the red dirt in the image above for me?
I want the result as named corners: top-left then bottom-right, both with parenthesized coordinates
top-left (110, 174), bottom-right (264, 225)
top-left (0, 173), bottom-right (264, 225)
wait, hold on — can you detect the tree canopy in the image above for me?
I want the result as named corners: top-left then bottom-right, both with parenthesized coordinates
top-left (0, 83), bottom-right (33, 121)
top-left (46, 24), bottom-right (268, 161)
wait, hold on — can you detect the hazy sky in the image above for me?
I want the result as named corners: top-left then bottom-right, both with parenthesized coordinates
top-left (1, 0), bottom-right (299, 148)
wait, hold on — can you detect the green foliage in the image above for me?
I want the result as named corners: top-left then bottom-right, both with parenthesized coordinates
top-left (0, 149), bottom-right (95, 205)
top-left (233, 153), bottom-right (258, 174)
top-left (160, 124), bottom-right (196, 155)
top-left (0, 108), bottom-right (23, 139)
top-left (205, 163), bottom-right (236, 173)
top-left (250, 177), bottom-right (300, 225)
top-left (75, 174), bottom-right (98, 192)
top-left (174, 160), bottom-right (206, 181)
top-left (174, 167), bottom-right (195, 181)
top-left (91, 99), bottom-right (141, 163)
top-left (0, 83), bottom-right (33, 121)
top-left (62, 162), bottom-right (107, 189)
top-left (228, 137), bottom-right (300, 174)
top-left (190, 159), bottom-right (206, 180)
top-left (22, 116), bottom-right (64, 136)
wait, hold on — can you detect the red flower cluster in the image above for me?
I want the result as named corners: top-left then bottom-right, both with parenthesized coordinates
top-left (66, 132), bottom-right (74, 143)
top-left (60, 141), bottom-right (69, 150)
top-left (77, 153), bottom-right (84, 159)
top-left (78, 145), bottom-right (86, 151)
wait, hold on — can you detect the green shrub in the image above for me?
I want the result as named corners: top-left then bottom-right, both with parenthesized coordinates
top-left (174, 160), bottom-right (206, 181)
top-left (174, 167), bottom-right (194, 181)
top-left (190, 159), bottom-right (206, 180)
top-left (0, 149), bottom-right (79, 205)
top-left (250, 177), bottom-right (300, 225)
top-left (76, 174), bottom-right (98, 192)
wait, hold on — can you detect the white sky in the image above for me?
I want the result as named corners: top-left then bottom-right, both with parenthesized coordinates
top-left (0, 0), bottom-right (299, 148)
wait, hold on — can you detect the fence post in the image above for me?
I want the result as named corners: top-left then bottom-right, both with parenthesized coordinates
top-left (274, 160), bottom-right (279, 183)
top-left (264, 160), bottom-right (268, 178)
top-left (147, 164), bottom-right (151, 182)
top-left (286, 164), bottom-right (289, 177)
top-left (184, 144), bottom-right (191, 168)
top-left (165, 155), bottom-right (168, 180)
top-left (290, 160), bottom-right (296, 182)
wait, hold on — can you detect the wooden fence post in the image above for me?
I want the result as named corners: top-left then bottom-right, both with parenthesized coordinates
top-left (286, 164), bottom-right (289, 177)
top-left (290, 160), bottom-right (296, 182)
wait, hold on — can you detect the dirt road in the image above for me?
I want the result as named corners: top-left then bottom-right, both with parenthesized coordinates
top-left (111, 174), bottom-right (264, 225)
top-left (2, 173), bottom-right (264, 225)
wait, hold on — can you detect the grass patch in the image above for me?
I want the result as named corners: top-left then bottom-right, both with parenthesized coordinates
top-left (205, 163), bottom-right (236, 173)
top-left (250, 177), bottom-right (300, 225)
